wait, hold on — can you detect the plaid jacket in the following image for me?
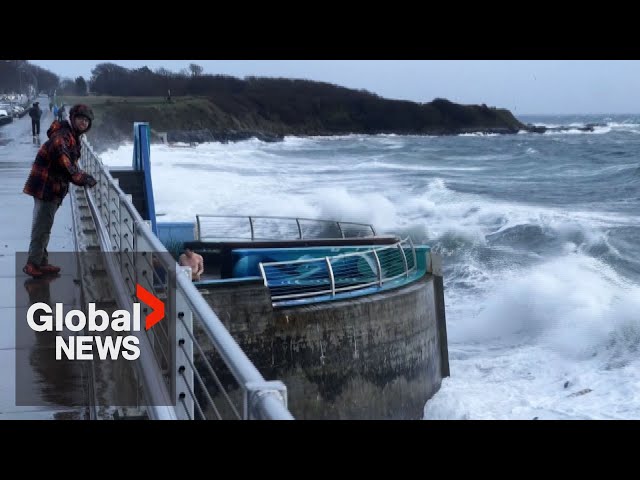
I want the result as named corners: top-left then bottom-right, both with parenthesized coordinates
top-left (23, 120), bottom-right (93, 204)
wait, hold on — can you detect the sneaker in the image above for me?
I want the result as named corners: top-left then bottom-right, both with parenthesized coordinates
top-left (23, 262), bottom-right (44, 277)
top-left (39, 263), bottom-right (61, 274)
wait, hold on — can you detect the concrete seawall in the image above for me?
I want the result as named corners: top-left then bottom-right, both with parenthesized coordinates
top-left (194, 274), bottom-right (445, 419)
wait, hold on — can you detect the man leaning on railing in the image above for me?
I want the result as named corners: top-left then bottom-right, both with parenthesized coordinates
top-left (22, 104), bottom-right (98, 277)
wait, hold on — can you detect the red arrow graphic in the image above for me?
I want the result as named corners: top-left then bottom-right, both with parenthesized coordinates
top-left (136, 284), bottom-right (165, 330)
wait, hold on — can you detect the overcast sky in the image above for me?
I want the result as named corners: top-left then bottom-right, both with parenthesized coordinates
top-left (28, 60), bottom-right (640, 115)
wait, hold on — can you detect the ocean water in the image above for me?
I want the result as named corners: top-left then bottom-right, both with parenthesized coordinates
top-left (101, 114), bottom-right (640, 419)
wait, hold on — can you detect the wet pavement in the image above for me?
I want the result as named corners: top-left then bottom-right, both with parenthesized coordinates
top-left (0, 98), bottom-right (89, 419)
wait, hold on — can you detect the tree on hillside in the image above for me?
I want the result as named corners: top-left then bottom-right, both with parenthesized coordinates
top-left (59, 78), bottom-right (77, 95)
top-left (89, 62), bottom-right (130, 95)
top-left (30, 64), bottom-right (59, 94)
top-left (0, 60), bottom-right (26, 93)
top-left (75, 76), bottom-right (88, 96)
top-left (189, 63), bottom-right (203, 77)
top-left (155, 67), bottom-right (173, 77)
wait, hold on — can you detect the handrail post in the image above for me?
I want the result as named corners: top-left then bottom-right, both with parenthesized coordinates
top-left (398, 242), bottom-right (409, 277)
top-left (372, 249), bottom-right (383, 286)
top-left (111, 179), bottom-right (120, 251)
top-left (175, 266), bottom-right (194, 420)
top-left (119, 195), bottom-right (132, 289)
top-left (258, 262), bottom-right (268, 287)
top-left (96, 169), bottom-right (102, 210)
top-left (325, 257), bottom-right (336, 296)
top-left (296, 218), bottom-right (302, 239)
top-left (106, 182), bottom-right (111, 239)
top-left (409, 237), bottom-right (417, 271)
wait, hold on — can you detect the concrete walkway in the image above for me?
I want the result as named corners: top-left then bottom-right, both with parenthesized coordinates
top-left (0, 98), bottom-right (90, 419)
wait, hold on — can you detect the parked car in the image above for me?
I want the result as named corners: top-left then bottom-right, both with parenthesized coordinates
top-left (0, 109), bottom-right (13, 126)
top-left (11, 105), bottom-right (24, 117)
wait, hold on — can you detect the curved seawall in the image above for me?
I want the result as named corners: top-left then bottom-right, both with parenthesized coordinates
top-left (194, 273), bottom-right (446, 419)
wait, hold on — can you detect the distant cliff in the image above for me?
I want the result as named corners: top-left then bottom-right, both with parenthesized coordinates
top-left (62, 83), bottom-right (530, 152)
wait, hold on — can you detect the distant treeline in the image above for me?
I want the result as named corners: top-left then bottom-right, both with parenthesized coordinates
top-left (0, 60), bottom-right (88, 97)
top-left (3, 61), bottom-right (526, 140)
top-left (0, 61), bottom-right (58, 95)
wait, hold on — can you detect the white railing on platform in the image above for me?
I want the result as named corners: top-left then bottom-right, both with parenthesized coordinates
top-left (79, 129), bottom-right (293, 420)
top-left (259, 237), bottom-right (417, 304)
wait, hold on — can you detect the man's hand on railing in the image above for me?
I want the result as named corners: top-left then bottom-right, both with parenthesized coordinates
top-left (85, 174), bottom-right (97, 188)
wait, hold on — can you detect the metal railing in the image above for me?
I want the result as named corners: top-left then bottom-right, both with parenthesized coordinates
top-left (79, 131), bottom-right (294, 420)
top-left (259, 237), bottom-right (417, 304)
top-left (196, 214), bottom-right (377, 241)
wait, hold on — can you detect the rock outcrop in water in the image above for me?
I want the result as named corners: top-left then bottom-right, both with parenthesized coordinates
top-left (523, 123), bottom-right (606, 134)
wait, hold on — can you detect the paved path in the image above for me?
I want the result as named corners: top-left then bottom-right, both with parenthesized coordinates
top-left (0, 97), bottom-right (89, 419)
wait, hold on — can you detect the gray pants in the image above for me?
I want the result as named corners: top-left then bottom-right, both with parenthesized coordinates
top-left (27, 197), bottom-right (60, 265)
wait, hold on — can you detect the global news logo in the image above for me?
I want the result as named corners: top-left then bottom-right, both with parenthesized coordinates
top-left (26, 284), bottom-right (164, 361)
